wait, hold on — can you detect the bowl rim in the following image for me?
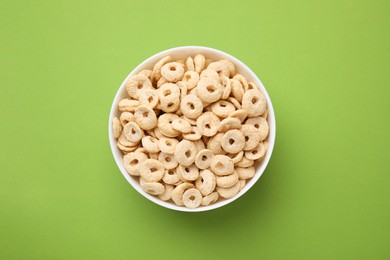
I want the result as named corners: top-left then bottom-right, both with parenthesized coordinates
top-left (108, 46), bottom-right (276, 212)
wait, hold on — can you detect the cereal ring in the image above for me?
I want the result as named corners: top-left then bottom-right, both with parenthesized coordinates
top-left (197, 77), bottom-right (223, 103)
top-left (158, 137), bottom-right (179, 154)
top-left (236, 156), bottom-right (254, 167)
top-left (139, 159), bottom-right (165, 182)
top-left (221, 129), bottom-right (245, 154)
top-left (158, 184), bottom-right (174, 201)
top-left (245, 142), bottom-right (267, 160)
top-left (216, 171), bottom-right (239, 188)
top-left (228, 109), bottom-right (248, 122)
top-left (174, 139), bottom-right (197, 166)
top-left (161, 62), bottom-right (185, 82)
top-left (157, 113), bottom-right (181, 137)
top-left (199, 69), bottom-right (220, 82)
top-left (118, 98), bottom-right (140, 112)
top-left (182, 188), bottom-right (202, 208)
top-left (117, 142), bottom-right (138, 153)
top-left (139, 89), bottom-right (159, 109)
top-left (134, 106), bottom-right (158, 130)
top-left (153, 127), bottom-right (164, 139)
top-left (160, 94), bottom-right (180, 113)
top-left (172, 118), bottom-right (192, 133)
top-left (125, 75), bottom-right (153, 99)
top-left (180, 94), bottom-right (203, 119)
top-left (193, 139), bottom-right (205, 153)
top-left (216, 181), bottom-right (240, 199)
top-left (227, 151), bottom-right (244, 164)
top-left (261, 109), bottom-right (268, 119)
top-left (210, 155), bottom-right (234, 176)
top-left (123, 152), bottom-right (148, 176)
top-left (221, 76), bottom-right (232, 100)
top-left (158, 152), bottom-right (178, 170)
top-left (241, 124), bottom-right (262, 151)
top-left (239, 179), bottom-right (246, 191)
top-left (207, 133), bottom-right (226, 155)
top-left (196, 111), bottom-right (220, 137)
top-left (242, 89), bottom-right (267, 117)
top-left (118, 132), bottom-right (139, 147)
top-left (157, 77), bottom-right (169, 88)
top-left (211, 101), bottom-right (235, 119)
top-left (207, 61), bottom-right (230, 77)
top-left (134, 147), bottom-right (148, 155)
top-left (218, 117), bottom-right (241, 132)
top-left (140, 179), bottom-right (165, 195)
top-left (227, 97), bottom-right (241, 110)
top-left (171, 182), bottom-right (194, 206)
top-left (245, 116), bottom-right (269, 141)
top-left (176, 81), bottom-right (188, 101)
top-left (236, 166), bottom-right (256, 180)
top-left (162, 169), bottom-right (181, 185)
top-left (182, 126), bottom-right (202, 141)
top-left (194, 54), bottom-right (206, 73)
top-left (195, 149), bottom-right (214, 170)
top-left (183, 116), bottom-right (197, 126)
top-left (112, 117), bottom-right (122, 138)
top-left (219, 59), bottom-right (236, 77)
top-left (152, 56), bottom-right (172, 83)
top-left (231, 79), bottom-right (245, 102)
top-left (201, 192), bottom-right (219, 206)
top-left (178, 164), bottom-right (199, 181)
top-left (185, 56), bottom-right (195, 71)
top-left (158, 83), bottom-right (180, 99)
top-left (123, 122), bottom-right (144, 143)
top-left (138, 69), bottom-right (152, 79)
top-left (195, 169), bottom-right (216, 196)
top-left (233, 74), bottom-right (248, 91)
top-left (181, 71), bottom-right (199, 90)
top-left (119, 112), bottom-right (134, 126)
top-left (189, 86), bottom-right (198, 96)
top-left (141, 136), bottom-right (160, 153)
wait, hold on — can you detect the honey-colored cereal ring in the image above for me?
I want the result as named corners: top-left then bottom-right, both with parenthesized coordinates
top-left (185, 56), bottom-right (195, 71)
top-left (152, 56), bottom-right (172, 83)
top-left (242, 89), bottom-right (266, 117)
top-left (197, 77), bottom-right (223, 103)
top-left (157, 77), bottom-right (169, 88)
top-left (174, 139), bottom-right (197, 166)
top-left (123, 122), bottom-right (144, 143)
top-left (207, 61), bottom-right (230, 77)
top-left (216, 171), bottom-right (239, 188)
top-left (219, 59), bottom-right (236, 77)
top-left (236, 156), bottom-right (254, 167)
top-left (236, 166), bottom-right (256, 180)
top-left (162, 168), bottom-right (181, 185)
top-left (172, 118), bottom-right (192, 133)
top-left (245, 142), bottom-right (267, 160)
top-left (178, 164), bottom-right (199, 182)
top-left (140, 178), bottom-right (165, 195)
top-left (220, 76), bottom-right (232, 100)
top-left (227, 151), bottom-right (244, 164)
top-left (199, 69), bottom-right (220, 82)
top-left (218, 117), bottom-right (242, 132)
top-left (193, 139), bottom-right (205, 153)
top-left (216, 181), bottom-right (240, 199)
top-left (194, 149), bottom-right (214, 170)
top-left (139, 159), bottom-right (165, 182)
top-left (176, 81), bottom-right (188, 101)
top-left (182, 126), bottom-right (202, 141)
top-left (123, 152), bottom-right (147, 176)
top-left (210, 155), bottom-right (234, 176)
top-left (158, 83), bottom-right (180, 99)
top-left (134, 147), bottom-right (148, 155)
top-left (183, 116), bottom-right (197, 126)
top-left (233, 74), bottom-right (248, 91)
top-left (117, 142), bottom-right (138, 153)
top-left (207, 133), bottom-right (226, 155)
top-left (158, 137), bottom-right (179, 154)
top-left (141, 136), bottom-right (160, 153)
top-left (228, 109), bottom-right (248, 122)
top-left (182, 188), bottom-right (202, 208)
top-left (231, 79), bottom-right (245, 102)
top-left (201, 192), bottom-right (219, 206)
top-left (161, 62), bottom-right (185, 82)
top-left (157, 113), bottom-right (181, 137)
top-left (125, 75), bottom-right (153, 100)
top-left (160, 94), bottom-right (180, 113)
top-left (138, 69), bottom-right (153, 79)
top-left (139, 89), bottom-right (159, 109)
top-left (196, 111), bottom-right (220, 137)
top-left (118, 98), bottom-right (140, 112)
top-left (194, 54), bottom-right (206, 73)
top-left (171, 182), bottom-right (194, 206)
top-left (180, 94), bottom-right (203, 119)
top-left (158, 184), bottom-right (174, 201)
top-left (245, 116), bottom-right (269, 141)
top-left (211, 100), bottom-right (235, 118)
top-left (240, 124), bottom-right (262, 151)
top-left (181, 71), bottom-right (199, 90)
top-left (221, 129), bottom-right (245, 154)
top-left (195, 169), bottom-right (216, 196)
top-left (118, 132), bottom-right (139, 147)
top-left (227, 97), bottom-right (241, 110)
top-left (134, 106), bottom-right (158, 130)
top-left (112, 117), bottom-right (122, 138)
top-left (119, 112), bottom-right (134, 126)
top-left (158, 152), bottom-right (179, 170)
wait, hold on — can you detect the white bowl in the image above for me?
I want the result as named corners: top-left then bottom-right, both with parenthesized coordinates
top-left (109, 46), bottom-right (276, 212)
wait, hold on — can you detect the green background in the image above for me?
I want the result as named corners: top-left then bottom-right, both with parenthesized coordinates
top-left (1, 0), bottom-right (389, 259)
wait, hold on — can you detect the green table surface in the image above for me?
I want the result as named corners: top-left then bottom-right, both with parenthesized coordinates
top-left (1, 0), bottom-right (389, 259)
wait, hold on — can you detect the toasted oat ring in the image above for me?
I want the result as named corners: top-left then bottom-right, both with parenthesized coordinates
top-left (211, 100), bottom-right (235, 118)
top-left (210, 155), bottom-right (234, 176)
top-left (236, 166), bottom-right (256, 180)
top-left (158, 82), bottom-right (180, 98)
top-left (242, 89), bottom-right (267, 117)
top-left (207, 61), bottom-right (230, 77)
top-left (158, 137), bottom-right (179, 154)
top-left (207, 133), bottom-right (226, 155)
top-left (219, 59), bottom-right (236, 77)
top-left (181, 71), bottom-right (199, 90)
top-left (174, 139), bottom-right (197, 166)
top-left (197, 77), bottom-right (223, 103)
top-left (112, 117), bottom-right (122, 138)
top-left (221, 76), bottom-right (232, 100)
top-left (118, 99), bottom-right (140, 112)
top-left (245, 142), bottom-right (267, 160)
top-left (152, 55), bottom-right (172, 83)
top-left (139, 159), bottom-right (165, 182)
top-left (157, 113), bottom-right (181, 137)
top-left (185, 56), bottom-right (195, 71)
top-left (141, 136), bottom-right (160, 153)
top-left (178, 164), bottom-right (199, 181)
top-left (176, 81), bottom-right (188, 101)
top-left (134, 106), bottom-right (157, 130)
top-left (182, 126), bottom-right (202, 141)
top-left (183, 116), bottom-right (197, 126)
top-left (236, 157), bottom-right (254, 167)
top-left (227, 151), bottom-right (244, 164)
top-left (180, 94), bottom-right (203, 119)
top-left (157, 77), bottom-right (168, 88)
top-left (228, 109), bottom-right (248, 122)
top-left (233, 74), bottom-right (248, 91)
top-left (158, 152), bottom-right (178, 170)
top-left (239, 179), bottom-right (246, 191)
top-left (160, 94), bottom-right (180, 113)
top-left (161, 62), bottom-right (185, 82)
top-left (123, 152), bottom-right (148, 176)
top-left (218, 118), bottom-right (242, 132)
top-left (216, 181), bottom-right (240, 199)
top-left (194, 149), bottom-right (214, 170)
top-left (139, 89), bottom-right (159, 109)
top-left (182, 188), bottom-right (202, 208)
top-left (125, 75), bottom-right (153, 99)
top-left (158, 184), bottom-right (174, 201)
top-left (195, 170), bottom-right (216, 196)
top-left (172, 118), bottom-right (192, 133)
top-left (221, 129), bottom-right (245, 154)
top-left (201, 192), bottom-right (219, 206)
top-left (231, 79), bottom-right (245, 102)
top-left (162, 169), bottom-right (181, 185)
top-left (172, 182), bottom-right (194, 206)
top-left (227, 97), bottom-right (241, 110)
top-left (245, 116), bottom-right (269, 141)
top-left (140, 178), bottom-right (165, 195)
top-left (200, 69), bottom-right (220, 82)
top-left (196, 111), bottom-right (220, 137)
top-left (119, 112), bottom-right (134, 126)
top-left (123, 122), bottom-right (143, 143)
top-left (138, 69), bottom-right (152, 79)
top-left (216, 171), bottom-right (239, 188)
top-left (241, 124), bottom-right (262, 151)
top-left (118, 132), bottom-right (138, 147)
top-left (117, 142), bottom-right (138, 153)
top-left (194, 54), bottom-right (206, 73)
top-left (193, 139), bottom-right (205, 152)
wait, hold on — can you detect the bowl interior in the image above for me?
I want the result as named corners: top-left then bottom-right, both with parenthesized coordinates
top-left (109, 46), bottom-right (276, 212)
